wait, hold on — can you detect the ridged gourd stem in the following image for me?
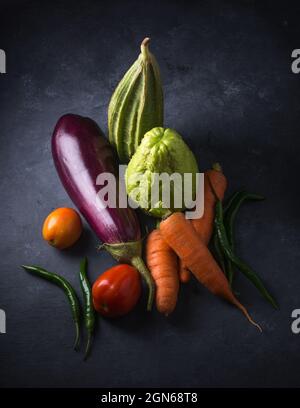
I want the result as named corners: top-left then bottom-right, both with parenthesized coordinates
top-left (141, 37), bottom-right (151, 59)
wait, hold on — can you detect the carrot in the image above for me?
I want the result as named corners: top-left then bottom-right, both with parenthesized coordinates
top-left (180, 163), bottom-right (227, 279)
top-left (192, 163), bottom-right (227, 244)
top-left (160, 212), bottom-right (261, 330)
top-left (146, 229), bottom-right (179, 315)
top-left (179, 259), bottom-right (191, 283)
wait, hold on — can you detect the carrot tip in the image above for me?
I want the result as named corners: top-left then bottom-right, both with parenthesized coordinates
top-left (243, 309), bottom-right (262, 332)
top-left (253, 321), bottom-right (263, 332)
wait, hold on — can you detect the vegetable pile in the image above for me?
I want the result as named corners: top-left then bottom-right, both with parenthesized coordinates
top-left (23, 37), bottom-right (277, 360)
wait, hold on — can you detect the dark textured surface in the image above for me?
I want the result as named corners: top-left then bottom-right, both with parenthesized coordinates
top-left (1, 0), bottom-right (300, 388)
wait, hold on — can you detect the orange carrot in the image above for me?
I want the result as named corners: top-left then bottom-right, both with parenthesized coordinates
top-left (192, 163), bottom-right (227, 244)
top-left (179, 259), bottom-right (191, 283)
top-left (146, 229), bottom-right (179, 315)
top-left (160, 212), bottom-right (261, 330)
top-left (180, 163), bottom-right (227, 279)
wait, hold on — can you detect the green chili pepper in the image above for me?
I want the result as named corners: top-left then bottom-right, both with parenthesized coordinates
top-left (212, 191), bottom-right (237, 283)
top-left (214, 201), bottom-right (278, 309)
top-left (212, 191), bottom-right (239, 284)
top-left (212, 225), bottom-right (234, 287)
top-left (212, 190), bottom-right (244, 284)
top-left (224, 258), bottom-right (234, 287)
top-left (22, 265), bottom-right (81, 349)
top-left (79, 257), bottom-right (95, 360)
top-left (212, 229), bottom-right (226, 272)
top-left (224, 190), bottom-right (241, 213)
top-left (223, 191), bottom-right (265, 286)
top-left (224, 191), bottom-right (265, 247)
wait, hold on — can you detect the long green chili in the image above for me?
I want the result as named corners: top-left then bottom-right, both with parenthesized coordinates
top-left (223, 190), bottom-right (241, 213)
top-left (79, 257), bottom-right (95, 360)
top-left (22, 265), bottom-right (81, 349)
top-left (214, 201), bottom-right (278, 309)
top-left (223, 191), bottom-right (265, 286)
top-left (212, 229), bottom-right (226, 272)
top-left (224, 191), bottom-right (265, 247)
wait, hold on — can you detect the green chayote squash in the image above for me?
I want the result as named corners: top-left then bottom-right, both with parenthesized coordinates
top-left (125, 127), bottom-right (199, 218)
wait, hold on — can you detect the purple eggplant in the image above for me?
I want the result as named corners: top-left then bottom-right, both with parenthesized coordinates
top-left (52, 114), bottom-right (154, 310)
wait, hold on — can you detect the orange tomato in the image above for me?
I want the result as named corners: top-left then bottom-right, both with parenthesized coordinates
top-left (42, 207), bottom-right (82, 249)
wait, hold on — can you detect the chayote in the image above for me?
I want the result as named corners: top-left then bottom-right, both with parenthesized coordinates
top-left (125, 127), bottom-right (199, 218)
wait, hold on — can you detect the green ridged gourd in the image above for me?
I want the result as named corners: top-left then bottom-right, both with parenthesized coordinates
top-left (108, 38), bottom-right (164, 163)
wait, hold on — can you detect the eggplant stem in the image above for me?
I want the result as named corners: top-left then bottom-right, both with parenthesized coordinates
top-left (131, 256), bottom-right (155, 311)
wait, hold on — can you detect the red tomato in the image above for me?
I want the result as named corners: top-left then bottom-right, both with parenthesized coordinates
top-left (92, 264), bottom-right (141, 318)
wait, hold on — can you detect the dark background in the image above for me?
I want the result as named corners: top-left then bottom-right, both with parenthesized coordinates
top-left (0, 0), bottom-right (300, 388)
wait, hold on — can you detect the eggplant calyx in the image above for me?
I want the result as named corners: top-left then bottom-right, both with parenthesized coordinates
top-left (103, 240), bottom-right (142, 262)
top-left (103, 241), bottom-right (155, 311)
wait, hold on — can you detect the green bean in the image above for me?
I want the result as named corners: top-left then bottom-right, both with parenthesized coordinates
top-left (22, 265), bottom-right (81, 349)
top-left (79, 257), bottom-right (95, 360)
top-left (214, 201), bottom-right (278, 309)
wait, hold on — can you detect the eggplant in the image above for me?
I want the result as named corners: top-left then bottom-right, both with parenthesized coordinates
top-left (52, 114), bottom-right (154, 310)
